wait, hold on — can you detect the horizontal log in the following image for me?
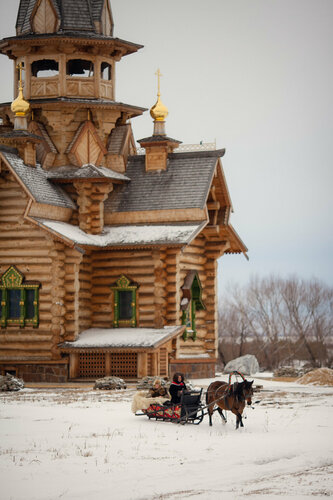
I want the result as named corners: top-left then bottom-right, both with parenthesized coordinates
top-left (0, 238), bottom-right (49, 249)
top-left (0, 343), bottom-right (53, 351)
top-left (92, 250), bottom-right (153, 261)
top-left (0, 334), bottom-right (53, 342)
top-left (0, 351), bottom-right (53, 359)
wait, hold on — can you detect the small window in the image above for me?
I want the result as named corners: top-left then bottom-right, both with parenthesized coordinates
top-left (101, 62), bottom-right (112, 81)
top-left (181, 271), bottom-right (205, 341)
top-left (31, 59), bottom-right (59, 77)
top-left (8, 289), bottom-right (21, 319)
top-left (110, 275), bottom-right (138, 328)
top-left (67, 59), bottom-right (94, 77)
top-left (25, 289), bottom-right (35, 320)
top-left (118, 291), bottom-right (133, 320)
top-left (0, 266), bottom-right (40, 328)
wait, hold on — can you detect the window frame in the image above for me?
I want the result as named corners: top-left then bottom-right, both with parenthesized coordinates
top-left (110, 275), bottom-right (138, 328)
top-left (181, 271), bottom-right (205, 341)
top-left (0, 266), bottom-right (40, 328)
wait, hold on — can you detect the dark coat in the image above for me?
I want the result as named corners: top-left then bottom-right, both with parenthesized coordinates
top-left (169, 382), bottom-right (187, 404)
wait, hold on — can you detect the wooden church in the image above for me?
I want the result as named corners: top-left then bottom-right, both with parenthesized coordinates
top-left (0, 0), bottom-right (247, 382)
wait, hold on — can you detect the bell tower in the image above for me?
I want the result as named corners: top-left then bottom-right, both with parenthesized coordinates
top-left (0, 0), bottom-right (145, 169)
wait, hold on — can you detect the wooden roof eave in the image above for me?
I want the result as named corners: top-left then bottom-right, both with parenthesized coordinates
top-left (25, 207), bottom-right (85, 254)
top-left (221, 224), bottom-right (249, 260)
top-left (59, 326), bottom-right (185, 353)
top-left (216, 158), bottom-right (233, 210)
top-left (0, 34), bottom-right (143, 59)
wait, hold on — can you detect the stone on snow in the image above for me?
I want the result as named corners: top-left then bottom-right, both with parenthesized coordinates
top-left (224, 354), bottom-right (259, 376)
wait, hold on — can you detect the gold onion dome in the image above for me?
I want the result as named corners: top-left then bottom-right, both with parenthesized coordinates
top-left (11, 86), bottom-right (30, 117)
top-left (150, 93), bottom-right (168, 122)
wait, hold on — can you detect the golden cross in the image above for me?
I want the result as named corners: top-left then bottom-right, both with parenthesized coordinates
top-left (155, 68), bottom-right (163, 95)
top-left (9, 274), bottom-right (16, 285)
top-left (16, 62), bottom-right (25, 89)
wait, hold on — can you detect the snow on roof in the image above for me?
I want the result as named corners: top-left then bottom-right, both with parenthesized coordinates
top-left (33, 218), bottom-right (206, 247)
top-left (59, 326), bottom-right (183, 349)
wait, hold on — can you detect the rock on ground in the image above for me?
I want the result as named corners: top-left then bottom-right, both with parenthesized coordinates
top-left (94, 376), bottom-right (127, 390)
top-left (0, 374), bottom-right (25, 391)
top-left (224, 354), bottom-right (259, 376)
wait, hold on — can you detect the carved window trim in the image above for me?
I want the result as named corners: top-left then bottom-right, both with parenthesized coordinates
top-left (0, 266), bottom-right (40, 328)
top-left (181, 271), bottom-right (205, 341)
top-left (110, 275), bottom-right (138, 328)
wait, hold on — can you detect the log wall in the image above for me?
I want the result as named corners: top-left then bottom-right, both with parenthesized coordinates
top-left (0, 170), bottom-right (57, 361)
top-left (91, 249), bottom-right (158, 328)
top-left (78, 251), bottom-right (92, 333)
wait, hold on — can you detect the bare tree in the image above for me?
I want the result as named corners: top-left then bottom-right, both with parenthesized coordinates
top-left (218, 275), bottom-right (332, 369)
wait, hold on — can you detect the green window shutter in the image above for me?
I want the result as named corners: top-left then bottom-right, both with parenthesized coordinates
top-left (111, 275), bottom-right (138, 328)
top-left (0, 289), bottom-right (6, 327)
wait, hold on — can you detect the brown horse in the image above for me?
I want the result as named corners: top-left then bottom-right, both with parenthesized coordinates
top-left (206, 379), bottom-right (254, 429)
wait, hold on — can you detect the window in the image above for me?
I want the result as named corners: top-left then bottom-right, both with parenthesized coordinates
top-left (67, 59), bottom-right (94, 77)
top-left (0, 266), bottom-right (40, 328)
top-left (181, 271), bottom-right (205, 341)
top-left (31, 59), bottom-right (59, 77)
top-left (101, 62), bottom-right (112, 81)
top-left (110, 275), bottom-right (138, 327)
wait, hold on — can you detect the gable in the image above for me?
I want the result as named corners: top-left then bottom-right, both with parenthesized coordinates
top-left (28, 121), bottom-right (58, 168)
top-left (101, 0), bottom-right (113, 35)
top-left (66, 121), bottom-right (107, 167)
top-left (0, 150), bottom-right (76, 209)
top-left (31, 0), bottom-right (59, 33)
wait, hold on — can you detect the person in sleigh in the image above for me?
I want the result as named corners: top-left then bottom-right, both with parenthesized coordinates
top-left (131, 378), bottom-right (170, 414)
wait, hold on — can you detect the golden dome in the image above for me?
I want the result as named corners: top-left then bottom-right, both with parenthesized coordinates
top-left (150, 69), bottom-right (168, 122)
top-left (11, 86), bottom-right (30, 117)
top-left (150, 93), bottom-right (168, 122)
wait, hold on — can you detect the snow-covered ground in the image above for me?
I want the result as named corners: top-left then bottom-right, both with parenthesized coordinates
top-left (1, 374), bottom-right (332, 500)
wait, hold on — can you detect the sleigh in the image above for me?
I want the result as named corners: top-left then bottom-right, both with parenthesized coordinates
top-left (142, 389), bottom-right (205, 425)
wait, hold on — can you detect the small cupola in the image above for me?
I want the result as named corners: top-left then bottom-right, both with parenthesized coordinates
top-left (11, 63), bottom-right (30, 131)
top-left (138, 69), bottom-right (181, 172)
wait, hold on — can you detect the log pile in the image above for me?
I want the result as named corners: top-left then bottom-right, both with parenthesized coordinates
top-left (0, 374), bottom-right (25, 391)
top-left (94, 376), bottom-right (127, 390)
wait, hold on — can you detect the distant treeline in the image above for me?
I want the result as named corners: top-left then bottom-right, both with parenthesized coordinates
top-left (218, 275), bottom-right (333, 370)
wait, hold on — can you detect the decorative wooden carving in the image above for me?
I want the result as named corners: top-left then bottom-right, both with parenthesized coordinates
top-left (66, 79), bottom-right (95, 98)
top-left (100, 81), bottom-right (113, 100)
top-left (31, 79), bottom-right (60, 98)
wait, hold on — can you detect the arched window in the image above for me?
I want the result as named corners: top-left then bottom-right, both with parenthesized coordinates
top-left (110, 275), bottom-right (138, 328)
top-left (181, 271), bottom-right (205, 341)
top-left (0, 266), bottom-right (40, 328)
top-left (101, 62), bottom-right (112, 81)
top-left (67, 59), bottom-right (94, 77)
top-left (31, 59), bottom-right (59, 77)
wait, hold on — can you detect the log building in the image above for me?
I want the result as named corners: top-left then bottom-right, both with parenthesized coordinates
top-left (0, 0), bottom-right (247, 382)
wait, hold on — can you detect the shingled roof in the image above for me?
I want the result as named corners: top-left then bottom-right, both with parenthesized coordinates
top-left (0, 149), bottom-right (76, 209)
top-left (105, 150), bottom-right (224, 213)
top-left (16, 0), bottom-right (114, 36)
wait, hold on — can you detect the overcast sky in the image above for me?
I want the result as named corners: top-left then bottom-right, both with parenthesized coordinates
top-left (0, 0), bottom-right (332, 295)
